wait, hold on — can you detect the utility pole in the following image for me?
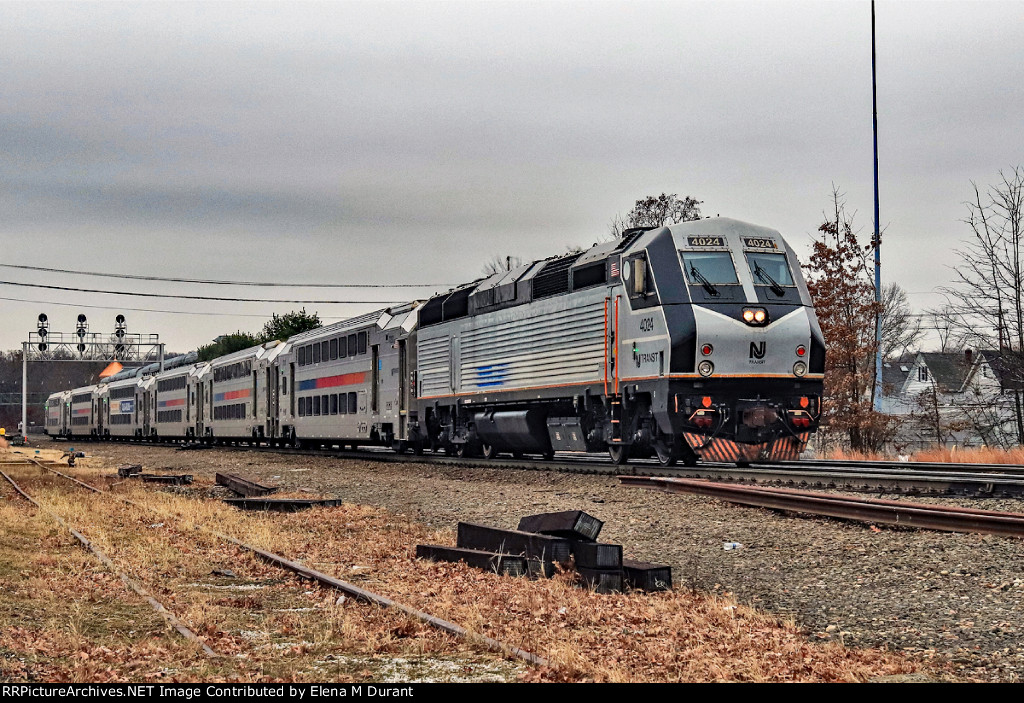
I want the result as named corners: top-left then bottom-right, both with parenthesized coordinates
top-left (871, 0), bottom-right (883, 412)
top-left (21, 342), bottom-right (27, 444)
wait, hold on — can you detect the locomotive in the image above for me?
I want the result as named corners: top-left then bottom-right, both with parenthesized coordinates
top-left (45, 217), bottom-right (824, 465)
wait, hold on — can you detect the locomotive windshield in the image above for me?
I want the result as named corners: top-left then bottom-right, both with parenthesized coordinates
top-left (680, 251), bottom-right (739, 285)
top-left (745, 252), bottom-right (794, 288)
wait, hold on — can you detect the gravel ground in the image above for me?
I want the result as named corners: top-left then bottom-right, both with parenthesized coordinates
top-left (80, 443), bottom-right (1024, 682)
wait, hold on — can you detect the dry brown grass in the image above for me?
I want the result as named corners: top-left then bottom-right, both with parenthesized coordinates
top-left (823, 445), bottom-right (1024, 465)
top-left (910, 446), bottom-right (1024, 464)
top-left (0, 461), bottom-right (516, 683)
top-left (0, 455), bottom-right (940, 682)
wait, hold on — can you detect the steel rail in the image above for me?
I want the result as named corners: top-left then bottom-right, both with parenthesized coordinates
top-left (36, 436), bottom-right (1024, 495)
top-left (768, 457), bottom-right (1024, 476)
top-left (29, 459), bottom-right (549, 668)
top-left (619, 476), bottom-right (1024, 538)
top-left (0, 468), bottom-right (218, 657)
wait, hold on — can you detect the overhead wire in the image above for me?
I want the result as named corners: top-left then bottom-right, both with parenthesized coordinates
top-left (0, 263), bottom-right (452, 289)
top-left (0, 294), bottom-right (354, 319)
top-left (0, 280), bottom-right (411, 305)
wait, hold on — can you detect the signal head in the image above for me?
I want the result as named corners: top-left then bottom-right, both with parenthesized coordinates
top-left (38, 313), bottom-right (47, 324)
top-left (116, 314), bottom-right (125, 325)
top-left (77, 314), bottom-right (87, 324)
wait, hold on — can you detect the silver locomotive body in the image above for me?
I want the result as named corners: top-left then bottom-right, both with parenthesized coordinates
top-left (413, 217), bottom-right (823, 464)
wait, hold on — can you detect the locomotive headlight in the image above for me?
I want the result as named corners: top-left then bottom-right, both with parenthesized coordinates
top-left (793, 361), bottom-right (807, 377)
top-left (698, 360), bottom-right (714, 377)
top-left (742, 308), bottom-right (768, 326)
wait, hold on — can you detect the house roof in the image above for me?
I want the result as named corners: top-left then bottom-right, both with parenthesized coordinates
top-left (919, 352), bottom-right (971, 392)
top-left (977, 350), bottom-right (1024, 391)
top-left (881, 355), bottom-right (914, 397)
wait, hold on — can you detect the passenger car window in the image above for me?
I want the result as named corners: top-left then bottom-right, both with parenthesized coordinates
top-left (330, 338), bottom-right (338, 360)
top-left (348, 335), bottom-right (357, 357)
top-left (357, 332), bottom-right (367, 355)
top-left (339, 336), bottom-right (347, 358)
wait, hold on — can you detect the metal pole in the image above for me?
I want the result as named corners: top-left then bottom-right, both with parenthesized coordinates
top-left (21, 342), bottom-right (28, 443)
top-left (871, 0), bottom-right (883, 412)
top-left (159, 343), bottom-right (165, 372)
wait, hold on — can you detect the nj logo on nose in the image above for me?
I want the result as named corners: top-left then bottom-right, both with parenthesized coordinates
top-left (749, 341), bottom-right (766, 360)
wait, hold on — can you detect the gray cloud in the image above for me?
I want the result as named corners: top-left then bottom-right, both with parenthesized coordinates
top-left (1, 1), bottom-right (1022, 350)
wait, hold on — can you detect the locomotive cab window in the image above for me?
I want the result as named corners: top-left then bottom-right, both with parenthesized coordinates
top-left (680, 251), bottom-right (739, 285)
top-left (749, 251), bottom-right (794, 298)
top-left (623, 254), bottom-right (649, 298)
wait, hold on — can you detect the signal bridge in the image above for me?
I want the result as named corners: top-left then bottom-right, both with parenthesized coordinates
top-left (18, 313), bottom-right (166, 445)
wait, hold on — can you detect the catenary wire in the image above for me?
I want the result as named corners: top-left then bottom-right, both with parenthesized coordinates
top-left (0, 263), bottom-right (452, 288)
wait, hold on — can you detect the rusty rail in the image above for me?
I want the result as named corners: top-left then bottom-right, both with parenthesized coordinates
top-left (620, 475), bottom-right (1024, 538)
top-left (215, 472), bottom-right (279, 497)
top-left (0, 469), bottom-right (218, 657)
top-left (29, 459), bottom-right (549, 667)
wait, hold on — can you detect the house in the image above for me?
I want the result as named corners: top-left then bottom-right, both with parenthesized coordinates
top-left (883, 350), bottom-right (1024, 449)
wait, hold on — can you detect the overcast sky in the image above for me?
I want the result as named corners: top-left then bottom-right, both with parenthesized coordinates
top-left (2, 0), bottom-right (1022, 354)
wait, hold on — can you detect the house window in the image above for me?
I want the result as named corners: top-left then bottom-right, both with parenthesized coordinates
top-left (918, 366), bottom-right (930, 382)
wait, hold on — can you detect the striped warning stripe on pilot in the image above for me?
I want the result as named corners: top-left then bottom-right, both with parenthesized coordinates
top-left (683, 432), bottom-right (813, 462)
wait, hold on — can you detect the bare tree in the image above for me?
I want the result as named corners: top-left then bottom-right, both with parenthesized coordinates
top-left (608, 193), bottom-right (703, 239)
top-left (879, 282), bottom-right (923, 360)
top-left (938, 167), bottom-right (1024, 444)
top-left (481, 254), bottom-right (523, 276)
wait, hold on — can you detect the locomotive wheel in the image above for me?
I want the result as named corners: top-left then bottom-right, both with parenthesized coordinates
top-left (454, 443), bottom-right (468, 458)
top-left (654, 442), bottom-right (677, 466)
top-left (394, 441), bottom-right (407, 454)
top-left (608, 444), bottom-right (629, 465)
top-left (542, 450), bottom-right (555, 460)
top-left (481, 443), bottom-right (497, 460)
top-left (413, 441), bottom-right (425, 456)
top-left (511, 450), bottom-right (524, 459)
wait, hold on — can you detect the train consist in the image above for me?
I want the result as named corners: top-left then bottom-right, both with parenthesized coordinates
top-left (45, 217), bottom-right (824, 464)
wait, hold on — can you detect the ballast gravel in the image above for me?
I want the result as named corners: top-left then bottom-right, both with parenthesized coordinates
top-left (84, 444), bottom-right (1024, 681)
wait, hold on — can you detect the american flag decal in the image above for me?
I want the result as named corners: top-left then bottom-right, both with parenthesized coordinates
top-left (610, 261), bottom-right (620, 278)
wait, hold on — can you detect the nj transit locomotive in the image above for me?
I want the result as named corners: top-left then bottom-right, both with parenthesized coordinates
top-left (46, 217), bottom-right (824, 465)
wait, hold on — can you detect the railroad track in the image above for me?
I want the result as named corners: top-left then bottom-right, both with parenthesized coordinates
top-left (621, 476), bottom-right (1024, 538)
top-left (35, 436), bottom-right (1024, 496)
top-left (0, 456), bottom-right (547, 668)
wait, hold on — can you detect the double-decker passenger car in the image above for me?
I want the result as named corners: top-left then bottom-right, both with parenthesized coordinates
top-left (44, 390), bottom-right (71, 437)
top-left (275, 303), bottom-right (419, 449)
top-left (104, 374), bottom-right (143, 439)
top-left (201, 342), bottom-right (284, 442)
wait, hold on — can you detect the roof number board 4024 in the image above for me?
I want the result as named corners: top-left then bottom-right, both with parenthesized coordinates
top-left (685, 236), bottom-right (725, 247)
top-left (743, 237), bottom-right (778, 249)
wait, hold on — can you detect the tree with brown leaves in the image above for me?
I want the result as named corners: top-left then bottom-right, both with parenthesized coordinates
top-left (804, 188), bottom-right (891, 452)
